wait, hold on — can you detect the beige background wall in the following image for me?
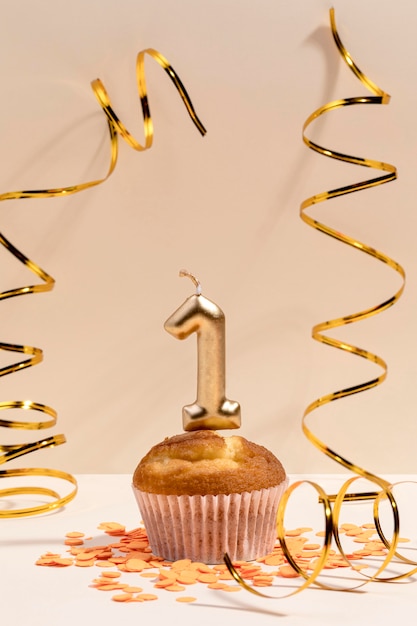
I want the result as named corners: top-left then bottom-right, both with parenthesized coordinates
top-left (1, 0), bottom-right (415, 477)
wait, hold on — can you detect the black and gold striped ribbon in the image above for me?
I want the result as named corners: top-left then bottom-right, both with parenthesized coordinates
top-left (0, 49), bottom-right (206, 517)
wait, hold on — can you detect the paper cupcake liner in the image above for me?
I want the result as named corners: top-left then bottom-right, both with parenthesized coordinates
top-left (132, 478), bottom-right (288, 564)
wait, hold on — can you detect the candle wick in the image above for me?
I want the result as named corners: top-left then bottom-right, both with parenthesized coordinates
top-left (179, 269), bottom-right (202, 295)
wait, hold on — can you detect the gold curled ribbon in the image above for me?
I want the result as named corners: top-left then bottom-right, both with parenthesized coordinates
top-left (225, 8), bottom-right (415, 596)
top-left (0, 50), bottom-right (206, 518)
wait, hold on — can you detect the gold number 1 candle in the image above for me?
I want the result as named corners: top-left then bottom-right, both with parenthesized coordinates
top-left (164, 270), bottom-right (241, 431)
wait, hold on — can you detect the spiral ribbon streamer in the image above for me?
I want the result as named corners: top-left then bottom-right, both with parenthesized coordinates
top-left (0, 50), bottom-right (206, 517)
top-left (226, 8), bottom-right (416, 595)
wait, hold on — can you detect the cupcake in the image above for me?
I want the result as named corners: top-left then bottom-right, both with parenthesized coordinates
top-left (132, 430), bottom-right (287, 564)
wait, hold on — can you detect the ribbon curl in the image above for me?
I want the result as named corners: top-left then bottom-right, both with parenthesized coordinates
top-left (0, 50), bottom-right (206, 518)
top-left (226, 8), bottom-right (415, 595)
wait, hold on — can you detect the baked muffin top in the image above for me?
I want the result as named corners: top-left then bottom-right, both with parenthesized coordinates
top-left (132, 430), bottom-right (286, 496)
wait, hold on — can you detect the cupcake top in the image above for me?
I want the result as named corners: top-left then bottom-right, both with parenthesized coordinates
top-left (132, 430), bottom-right (286, 496)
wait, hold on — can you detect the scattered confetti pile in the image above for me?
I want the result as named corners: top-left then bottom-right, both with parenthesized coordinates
top-left (35, 520), bottom-right (403, 603)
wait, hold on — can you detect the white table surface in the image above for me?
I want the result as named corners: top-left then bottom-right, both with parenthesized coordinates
top-left (2, 474), bottom-right (416, 625)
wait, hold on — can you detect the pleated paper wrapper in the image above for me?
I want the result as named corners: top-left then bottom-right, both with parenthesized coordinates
top-left (133, 479), bottom-right (289, 564)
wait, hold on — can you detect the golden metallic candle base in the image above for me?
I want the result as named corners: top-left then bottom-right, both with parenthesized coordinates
top-left (183, 400), bottom-right (241, 431)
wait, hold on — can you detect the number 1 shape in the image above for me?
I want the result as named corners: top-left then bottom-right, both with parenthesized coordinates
top-left (164, 288), bottom-right (241, 431)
